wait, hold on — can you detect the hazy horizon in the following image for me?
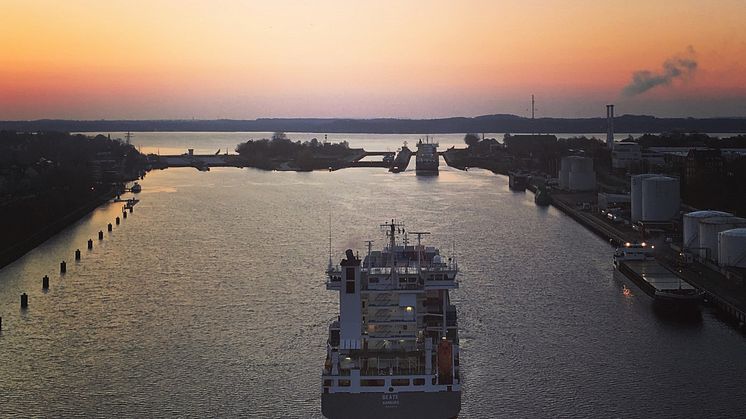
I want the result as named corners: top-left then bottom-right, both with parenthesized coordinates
top-left (2, 0), bottom-right (746, 120)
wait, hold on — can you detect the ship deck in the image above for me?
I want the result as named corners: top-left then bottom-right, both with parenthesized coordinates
top-left (619, 260), bottom-right (697, 295)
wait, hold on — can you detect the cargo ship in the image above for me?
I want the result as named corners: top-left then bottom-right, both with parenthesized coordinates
top-left (389, 146), bottom-right (413, 173)
top-left (321, 221), bottom-right (461, 419)
top-left (613, 242), bottom-right (703, 306)
top-left (415, 138), bottom-right (439, 175)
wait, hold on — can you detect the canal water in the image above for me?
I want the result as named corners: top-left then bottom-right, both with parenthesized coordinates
top-left (1, 139), bottom-right (745, 417)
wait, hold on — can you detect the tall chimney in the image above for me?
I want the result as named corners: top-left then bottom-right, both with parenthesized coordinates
top-left (606, 104), bottom-right (615, 149)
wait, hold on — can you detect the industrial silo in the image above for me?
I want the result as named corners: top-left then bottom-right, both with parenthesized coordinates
top-left (682, 210), bottom-right (732, 249)
top-left (568, 156), bottom-right (596, 191)
top-left (631, 174), bottom-right (658, 222)
top-left (718, 228), bottom-right (746, 268)
top-left (698, 216), bottom-right (746, 262)
top-left (641, 176), bottom-right (680, 222)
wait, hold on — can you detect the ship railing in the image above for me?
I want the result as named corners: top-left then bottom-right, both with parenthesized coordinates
top-left (367, 317), bottom-right (416, 324)
top-left (327, 367), bottom-right (428, 377)
top-left (367, 266), bottom-right (422, 275)
top-left (421, 265), bottom-right (457, 273)
top-left (322, 373), bottom-right (438, 389)
top-left (367, 332), bottom-right (418, 339)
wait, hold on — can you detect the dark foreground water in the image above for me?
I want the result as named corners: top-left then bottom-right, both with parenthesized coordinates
top-left (1, 166), bottom-right (745, 418)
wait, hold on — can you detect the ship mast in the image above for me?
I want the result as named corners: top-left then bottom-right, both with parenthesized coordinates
top-left (380, 219), bottom-right (404, 267)
top-left (409, 231), bottom-right (430, 268)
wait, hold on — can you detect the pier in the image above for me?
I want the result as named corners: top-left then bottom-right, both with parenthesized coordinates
top-left (527, 180), bottom-right (746, 325)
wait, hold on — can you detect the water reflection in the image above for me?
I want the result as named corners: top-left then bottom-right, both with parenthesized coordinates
top-left (0, 167), bottom-right (744, 418)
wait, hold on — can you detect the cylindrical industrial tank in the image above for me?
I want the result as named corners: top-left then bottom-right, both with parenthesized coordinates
top-left (631, 174), bottom-right (658, 222)
top-left (641, 176), bottom-right (680, 222)
top-left (698, 216), bottom-right (746, 261)
top-left (718, 228), bottom-right (746, 268)
top-left (568, 172), bottom-right (596, 191)
top-left (568, 156), bottom-right (596, 191)
top-left (570, 157), bottom-right (594, 173)
top-left (682, 210), bottom-right (732, 249)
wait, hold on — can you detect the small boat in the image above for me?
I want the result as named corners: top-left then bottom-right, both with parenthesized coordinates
top-left (130, 182), bottom-right (142, 193)
top-left (508, 171), bottom-right (529, 191)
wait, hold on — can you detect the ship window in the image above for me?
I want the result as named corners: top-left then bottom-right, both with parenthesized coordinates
top-left (392, 379), bottom-right (410, 386)
top-left (413, 378), bottom-right (425, 386)
top-left (338, 380), bottom-right (351, 387)
top-left (361, 379), bottom-right (385, 387)
top-left (323, 379), bottom-right (333, 387)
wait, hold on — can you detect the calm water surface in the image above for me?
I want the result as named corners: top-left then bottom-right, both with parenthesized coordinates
top-left (1, 150), bottom-right (745, 417)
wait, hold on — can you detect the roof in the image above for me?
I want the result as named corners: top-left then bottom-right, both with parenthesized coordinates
top-left (720, 228), bottom-right (746, 238)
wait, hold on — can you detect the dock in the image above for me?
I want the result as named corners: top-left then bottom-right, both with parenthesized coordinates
top-left (658, 255), bottom-right (746, 324)
top-left (529, 182), bottom-right (746, 325)
top-left (549, 191), bottom-right (633, 245)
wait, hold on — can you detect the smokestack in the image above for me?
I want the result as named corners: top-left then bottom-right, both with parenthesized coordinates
top-left (606, 105), bottom-right (615, 149)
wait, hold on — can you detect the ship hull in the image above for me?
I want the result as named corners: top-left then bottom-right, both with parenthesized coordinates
top-left (415, 162), bottom-right (439, 176)
top-left (322, 390), bottom-right (461, 419)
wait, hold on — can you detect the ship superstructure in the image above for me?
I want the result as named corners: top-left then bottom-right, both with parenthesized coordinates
top-left (321, 221), bottom-right (461, 419)
top-left (415, 138), bottom-right (439, 175)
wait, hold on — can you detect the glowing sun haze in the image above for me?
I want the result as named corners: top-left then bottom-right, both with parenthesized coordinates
top-left (2, 0), bottom-right (746, 119)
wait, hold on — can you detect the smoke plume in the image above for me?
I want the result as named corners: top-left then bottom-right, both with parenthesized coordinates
top-left (622, 46), bottom-right (697, 96)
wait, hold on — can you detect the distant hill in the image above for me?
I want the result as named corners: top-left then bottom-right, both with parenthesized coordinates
top-left (2, 114), bottom-right (746, 134)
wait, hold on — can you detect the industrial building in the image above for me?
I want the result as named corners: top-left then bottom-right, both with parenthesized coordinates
top-left (559, 156), bottom-right (596, 192)
top-left (597, 193), bottom-right (630, 211)
top-left (611, 142), bottom-right (641, 170)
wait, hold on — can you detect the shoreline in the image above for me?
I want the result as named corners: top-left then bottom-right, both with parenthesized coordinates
top-left (0, 188), bottom-right (116, 270)
top-left (521, 180), bottom-right (746, 327)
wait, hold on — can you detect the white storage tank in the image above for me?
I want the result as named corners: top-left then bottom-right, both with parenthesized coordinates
top-left (698, 216), bottom-right (746, 261)
top-left (570, 156), bottom-right (594, 172)
top-left (631, 174), bottom-right (658, 222)
top-left (718, 228), bottom-right (746, 268)
top-left (682, 210), bottom-right (732, 249)
top-left (568, 156), bottom-right (596, 191)
top-left (641, 176), bottom-right (680, 222)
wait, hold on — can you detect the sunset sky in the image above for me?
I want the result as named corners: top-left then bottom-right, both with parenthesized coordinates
top-left (2, 0), bottom-right (746, 119)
